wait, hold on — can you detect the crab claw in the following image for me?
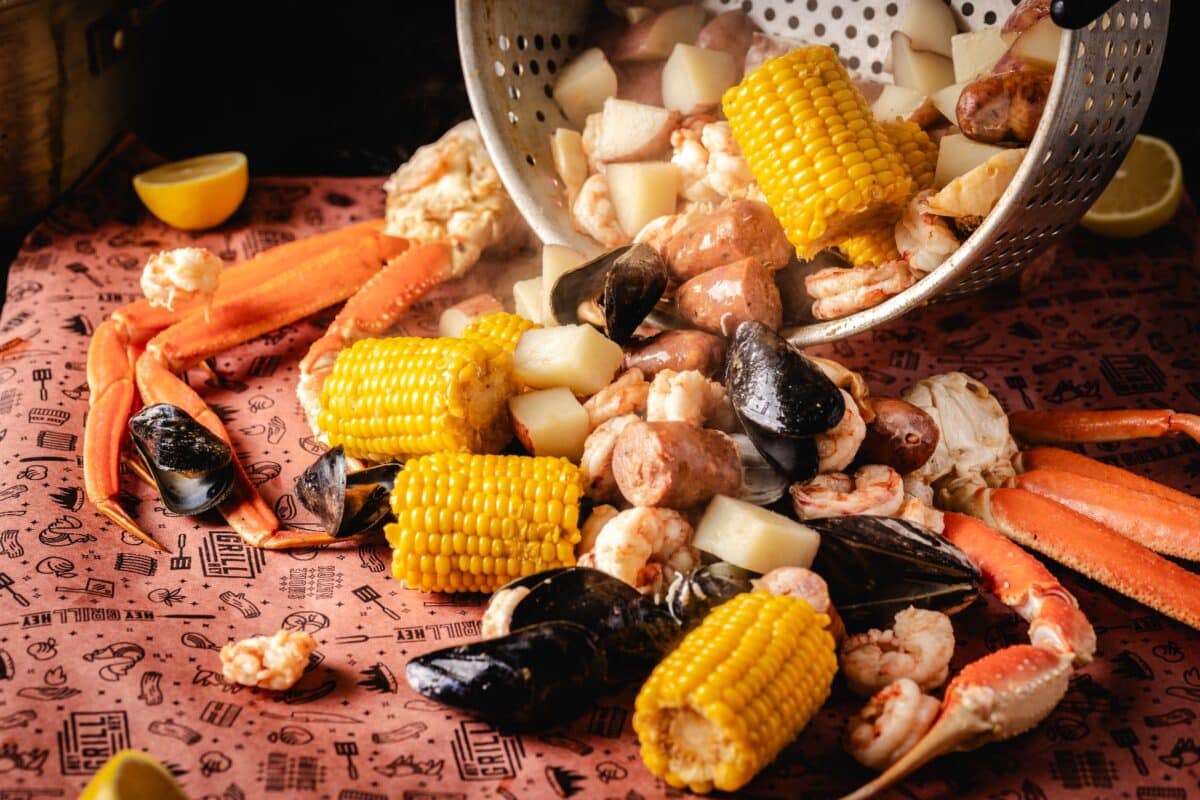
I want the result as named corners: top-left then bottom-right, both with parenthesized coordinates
top-left (841, 644), bottom-right (1072, 800)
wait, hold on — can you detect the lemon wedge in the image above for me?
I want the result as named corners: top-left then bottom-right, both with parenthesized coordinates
top-left (1081, 134), bottom-right (1183, 238)
top-left (78, 749), bottom-right (189, 800)
top-left (133, 152), bottom-right (249, 230)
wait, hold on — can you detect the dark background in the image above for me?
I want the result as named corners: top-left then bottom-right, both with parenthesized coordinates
top-left (0, 1), bottom-right (1194, 278)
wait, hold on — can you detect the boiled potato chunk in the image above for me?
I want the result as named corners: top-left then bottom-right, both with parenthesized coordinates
top-left (551, 129), bottom-right (589, 202)
top-left (1010, 17), bottom-right (1063, 72)
top-left (872, 84), bottom-right (929, 123)
top-left (661, 43), bottom-right (739, 115)
top-left (931, 81), bottom-right (969, 123)
top-left (605, 161), bottom-right (679, 237)
top-left (693, 495), bottom-right (820, 574)
top-left (439, 295), bottom-right (503, 338)
top-left (554, 48), bottom-right (619, 128)
top-left (594, 98), bottom-right (679, 162)
top-left (509, 387), bottom-right (590, 461)
top-left (934, 134), bottom-right (1012, 187)
top-left (512, 277), bottom-right (545, 324)
top-left (541, 244), bottom-right (587, 322)
top-left (952, 29), bottom-right (1017, 82)
top-left (899, 0), bottom-right (958, 57)
top-left (612, 5), bottom-right (707, 62)
top-left (513, 324), bottom-right (625, 396)
top-left (892, 33), bottom-right (955, 96)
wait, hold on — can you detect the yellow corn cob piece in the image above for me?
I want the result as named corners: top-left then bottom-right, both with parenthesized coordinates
top-left (634, 592), bottom-right (837, 794)
top-left (882, 119), bottom-right (938, 191)
top-left (836, 225), bottom-right (901, 267)
top-left (385, 453), bottom-right (585, 592)
top-left (318, 336), bottom-right (514, 462)
top-left (461, 311), bottom-right (539, 353)
top-left (723, 45), bottom-right (913, 257)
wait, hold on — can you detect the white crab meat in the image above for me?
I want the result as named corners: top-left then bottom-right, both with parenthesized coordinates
top-left (140, 247), bottom-right (223, 310)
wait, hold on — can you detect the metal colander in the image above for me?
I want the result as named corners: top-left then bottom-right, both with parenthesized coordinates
top-left (457, 0), bottom-right (1168, 346)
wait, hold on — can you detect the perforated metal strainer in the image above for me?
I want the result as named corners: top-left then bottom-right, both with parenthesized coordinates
top-left (457, 0), bottom-right (1168, 346)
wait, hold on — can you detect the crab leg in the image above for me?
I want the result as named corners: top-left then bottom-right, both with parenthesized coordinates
top-left (841, 645), bottom-right (1073, 800)
top-left (958, 486), bottom-right (1200, 630)
top-left (1010, 409), bottom-right (1200, 446)
top-left (1016, 446), bottom-right (1200, 512)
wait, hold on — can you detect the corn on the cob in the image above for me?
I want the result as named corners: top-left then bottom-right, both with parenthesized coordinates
top-left (317, 337), bottom-right (514, 462)
top-left (385, 453), bottom-right (585, 592)
top-left (723, 46), bottom-right (913, 257)
top-left (634, 592), bottom-right (837, 794)
top-left (461, 311), bottom-right (539, 353)
top-left (836, 226), bottom-right (902, 268)
top-left (882, 119), bottom-right (938, 191)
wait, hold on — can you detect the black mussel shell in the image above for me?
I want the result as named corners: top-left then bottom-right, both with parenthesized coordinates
top-left (509, 567), bottom-right (679, 677)
top-left (129, 404), bottom-right (234, 515)
top-left (406, 621), bottom-right (606, 730)
top-left (732, 433), bottom-right (792, 505)
top-left (550, 243), bottom-right (667, 345)
top-left (294, 446), bottom-right (398, 538)
top-left (493, 567), bottom-right (576, 595)
top-left (666, 562), bottom-right (756, 628)
top-left (737, 416), bottom-right (819, 484)
top-left (726, 321), bottom-right (845, 437)
top-left (809, 515), bottom-right (982, 630)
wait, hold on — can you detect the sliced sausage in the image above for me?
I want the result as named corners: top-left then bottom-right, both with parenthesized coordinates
top-left (859, 398), bottom-right (941, 475)
top-left (662, 199), bottom-right (794, 282)
top-left (1003, 0), bottom-right (1050, 34)
top-left (612, 420), bottom-right (742, 508)
top-left (676, 257), bottom-right (783, 336)
top-left (957, 69), bottom-right (1052, 144)
top-left (624, 329), bottom-right (727, 378)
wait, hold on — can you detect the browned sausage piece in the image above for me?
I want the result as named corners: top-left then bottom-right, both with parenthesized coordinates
top-left (612, 420), bottom-right (742, 508)
top-left (956, 69), bottom-right (1052, 144)
top-left (696, 10), bottom-right (760, 66)
top-left (859, 398), bottom-right (941, 475)
top-left (662, 199), bottom-right (794, 282)
top-left (624, 329), bottom-right (727, 378)
top-left (676, 257), bottom-right (783, 336)
top-left (1002, 0), bottom-right (1050, 34)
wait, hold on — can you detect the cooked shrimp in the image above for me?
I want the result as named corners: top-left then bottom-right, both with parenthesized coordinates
top-left (581, 112), bottom-right (602, 172)
top-left (584, 369), bottom-right (650, 430)
top-left (480, 586), bottom-right (530, 639)
top-left (645, 369), bottom-right (728, 427)
top-left (844, 678), bottom-right (941, 770)
top-left (579, 504), bottom-right (621, 555)
top-left (581, 414), bottom-right (640, 502)
top-left (671, 120), bottom-right (759, 204)
top-left (754, 567), bottom-right (846, 642)
top-left (841, 606), bottom-right (956, 697)
top-left (816, 389), bottom-right (866, 473)
top-left (805, 260), bottom-right (918, 320)
top-left (895, 190), bottom-right (961, 275)
top-left (577, 507), bottom-right (697, 592)
top-left (140, 247), bottom-right (222, 312)
top-left (573, 173), bottom-right (629, 247)
top-left (896, 494), bottom-right (946, 533)
top-left (790, 464), bottom-right (904, 519)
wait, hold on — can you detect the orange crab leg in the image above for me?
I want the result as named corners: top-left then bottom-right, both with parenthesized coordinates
top-left (1010, 409), bottom-right (1200, 446)
top-left (1016, 446), bottom-right (1200, 512)
top-left (959, 487), bottom-right (1200, 630)
top-left (1008, 469), bottom-right (1200, 561)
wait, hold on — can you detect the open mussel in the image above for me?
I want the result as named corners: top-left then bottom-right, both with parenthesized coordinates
top-left (726, 321), bottom-right (844, 482)
top-left (550, 243), bottom-right (668, 345)
top-left (129, 404), bottom-right (235, 515)
top-left (808, 515), bottom-right (982, 631)
top-left (293, 446), bottom-right (398, 538)
top-left (406, 563), bottom-right (753, 729)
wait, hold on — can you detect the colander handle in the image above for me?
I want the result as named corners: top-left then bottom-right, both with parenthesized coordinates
top-left (1050, 0), bottom-right (1122, 28)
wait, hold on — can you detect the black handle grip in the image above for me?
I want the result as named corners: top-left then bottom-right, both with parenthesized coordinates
top-left (1051, 0), bottom-right (1123, 29)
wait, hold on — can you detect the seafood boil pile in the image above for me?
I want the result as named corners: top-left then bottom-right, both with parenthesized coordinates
top-left (74, 7), bottom-right (1198, 800)
top-left (546, 0), bottom-right (1060, 322)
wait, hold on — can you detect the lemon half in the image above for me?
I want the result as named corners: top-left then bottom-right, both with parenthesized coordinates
top-left (78, 749), bottom-right (189, 800)
top-left (133, 151), bottom-right (248, 230)
top-left (1081, 134), bottom-right (1183, 239)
